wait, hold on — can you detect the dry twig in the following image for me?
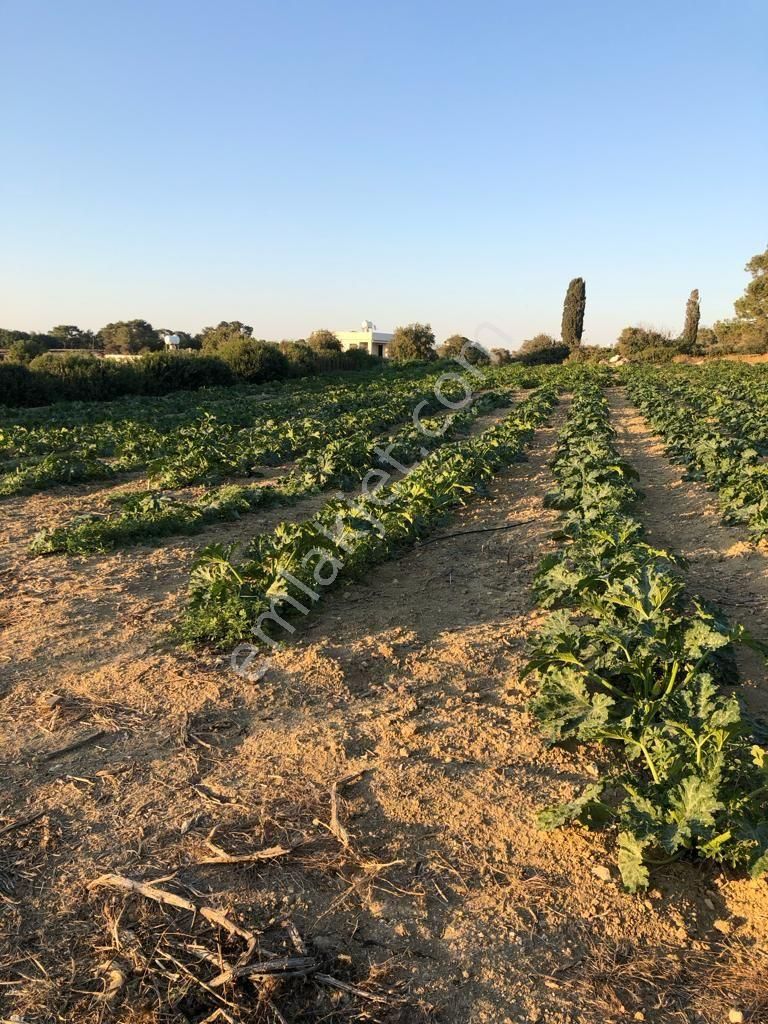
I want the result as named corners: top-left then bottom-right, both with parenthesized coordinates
top-left (315, 973), bottom-right (399, 1004)
top-left (38, 729), bottom-right (109, 762)
top-left (88, 872), bottom-right (257, 956)
top-left (328, 769), bottom-right (365, 848)
top-left (0, 810), bottom-right (46, 837)
top-left (199, 837), bottom-right (298, 866)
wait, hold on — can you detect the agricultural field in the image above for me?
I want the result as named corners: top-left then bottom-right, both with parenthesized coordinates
top-left (2, 360), bottom-right (768, 1024)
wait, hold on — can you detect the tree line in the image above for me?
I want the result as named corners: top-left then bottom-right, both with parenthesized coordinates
top-left (4, 248), bottom-right (765, 373)
top-left (0, 276), bottom-right (588, 368)
top-left (615, 244), bottom-right (768, 361)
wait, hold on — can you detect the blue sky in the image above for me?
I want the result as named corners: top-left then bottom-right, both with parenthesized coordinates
top-left (1, 0), bottom-right (766, 347)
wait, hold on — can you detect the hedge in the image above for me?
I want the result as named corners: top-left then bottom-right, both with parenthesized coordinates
top-left (0, 345), bottom-right (384, 409)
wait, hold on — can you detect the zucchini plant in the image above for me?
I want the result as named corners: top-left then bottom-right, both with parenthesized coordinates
top-left (529, 381), bottom-right (768, 891)
top-left (625, 367), bottom-right (768, 542)
top-left (179, 386), bottom-right (560, 647)
top-left (28, 390), bottom-right (511, 555)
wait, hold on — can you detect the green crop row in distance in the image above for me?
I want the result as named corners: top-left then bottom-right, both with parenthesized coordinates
top-left (179, 384), bottom-right (562, 649)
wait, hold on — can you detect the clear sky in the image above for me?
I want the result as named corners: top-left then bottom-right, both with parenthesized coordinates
top-left (1, 0), bottom-right (766, 348)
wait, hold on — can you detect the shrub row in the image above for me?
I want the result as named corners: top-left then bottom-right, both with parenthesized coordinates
top-left (0, 345), bottom-right (382, 409)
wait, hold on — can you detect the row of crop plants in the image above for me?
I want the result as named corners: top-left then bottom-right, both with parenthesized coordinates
top-left (0, 369), bottom-right (356, 465)
top-left (29, 389), bottom-right (512, 555)
top-left (652, 362), bottom-right (768, 448)
top-left (1, 362), bottom-right (545, 499)
top-left (624, 366), bottom-right (768, 542)
top-left (178, 383), bottom-right (562, 647)
top-left (527, 379), bottom-right (768, 890)
top-left (0, 369), bottom-right (444, 497)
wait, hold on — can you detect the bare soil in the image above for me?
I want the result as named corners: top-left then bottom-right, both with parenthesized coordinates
top-left (1, 396), bottom-right (768, 1023)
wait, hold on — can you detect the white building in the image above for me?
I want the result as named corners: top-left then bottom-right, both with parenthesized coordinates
top-left (161, 333), bottom-right (181, 350)
top-left (336, 320), bottom-right (393, 358)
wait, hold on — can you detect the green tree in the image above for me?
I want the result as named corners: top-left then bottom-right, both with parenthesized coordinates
top-left (0, 328), bottom-right (30, 348)
top-left (561, 277), bottom-right (586, 349)
top-left (50, 324), bottom-right (98, 349)
top-left (98, 319), bottom-right (161, 354)
top-left (389, 322), bottom-right (436, 362)
top-left (437, 334), bottom-right (490, 365)
top-left (711, 246), bottom-right (768, 354)
top-left (735, 247), bottom-right (768, 322)
top-left (7, 335), bottom-right (50, 362)
top-left (712, 318), bottom-right (767, 354)
top-left (198, 321), bottom-right (253, 351)
top-left (679, 289), bottom-right (700, 353)
top-left (616, 326), bottom-right (677, 362)
top-left (306, 329), bottom-right (342, 353)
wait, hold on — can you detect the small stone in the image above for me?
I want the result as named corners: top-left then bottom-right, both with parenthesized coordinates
top-left (728, 1010), bottom-right (745, 1024)
top-left (704, 897), bottom-right (715, 910)
top-left (713, 919), bottom-right (732, 935)
top-left (398, 746), bottom-right (409, 757)
top-left (591, 865), bottom-right (612, 882)
top-left (634, 1013), bottom-right (645, 1021)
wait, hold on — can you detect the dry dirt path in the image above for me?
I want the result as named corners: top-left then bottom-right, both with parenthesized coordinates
top-left (609, 388), bottom-right (768, 723)
top-left (3, 397), bottom-right (768, 1023)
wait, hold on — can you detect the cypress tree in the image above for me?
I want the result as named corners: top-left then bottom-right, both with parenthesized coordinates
top-left (561, 277), bottom-right (586, 349)
top-left (681, 288), bottom-right (700, 351)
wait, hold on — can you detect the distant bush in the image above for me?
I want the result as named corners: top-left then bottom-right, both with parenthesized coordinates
top-left (710, 319), bottom-right (768, 355)
top-left (29, 352), bottom-right (141, 401)
top-left (0, 362), bottom-right (53, 406)
top-left (136, 350), bottom-right (235, 392)
top-left (0, 339), bottom-right (387, 408)
top-left (216, 338), bottom-right (290, 383)
top-left (438, 334), bottom-right (490, 365)
top-left (616, 327), bottom-right (679, 363)
top-left (3, 351), bottom-right (234, 406)
top-left (6, 336), bottom-right (51, 363)
top-left (280, 341), bottom-right (317, 376)
top-left (517, 334), bottom-right (570, 365)
top-left (312, 348), bottom-right (382, 374)
top-left (567, 345), bottom-right (613, 364)
top-left (634, 344), bottom-right (677, 363)
top-left (490, 347), bottom-right (513, 365)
